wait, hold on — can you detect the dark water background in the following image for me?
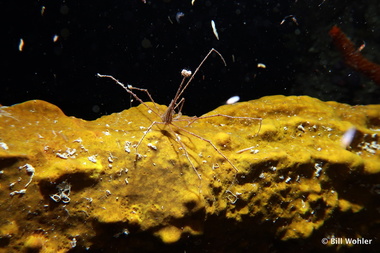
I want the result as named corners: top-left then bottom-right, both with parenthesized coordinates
top-left (2, 0), bottom-right (380, 120)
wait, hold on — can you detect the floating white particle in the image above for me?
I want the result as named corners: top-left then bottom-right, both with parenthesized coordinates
top-left (53, 34), bottom-right (59, 42)
top-left (257, 63), bottom-right (266, 68)
top-left (341, 127), bottom-right (356, 148)
top-left (18, 38), bottom-right (24, 51)
top-left (175, 12), bottom-right (185, 23)
top-left (211, 20), bottom-right (219, 40)
top-left (226, 96), bottom-right (240, 105)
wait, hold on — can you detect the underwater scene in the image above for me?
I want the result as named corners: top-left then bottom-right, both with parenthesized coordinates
top-left (1, 0), bottom-right (379, 252)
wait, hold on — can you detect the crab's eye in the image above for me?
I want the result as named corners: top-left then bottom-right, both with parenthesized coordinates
top-left (181, 69), bottom-right (192, 78)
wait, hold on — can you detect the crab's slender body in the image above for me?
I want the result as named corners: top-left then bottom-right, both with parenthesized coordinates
top-left (97, 48), bottom-right (262, 181)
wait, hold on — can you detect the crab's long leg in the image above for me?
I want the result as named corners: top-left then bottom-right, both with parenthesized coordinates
top-left (172, 123), bottom-right (238, 173)
top-left (97, 73), bottom-right (161, 118)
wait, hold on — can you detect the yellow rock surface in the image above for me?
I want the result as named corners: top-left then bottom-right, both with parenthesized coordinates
top-left (0, 95), bottom-right (379, 252)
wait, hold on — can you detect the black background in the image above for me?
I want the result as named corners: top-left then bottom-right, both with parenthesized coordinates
top-left (2, 0), bottom-right (380, 120)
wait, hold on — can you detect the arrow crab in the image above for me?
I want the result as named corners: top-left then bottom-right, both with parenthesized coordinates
top-left (97, 49), bottom-right (262, 184)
